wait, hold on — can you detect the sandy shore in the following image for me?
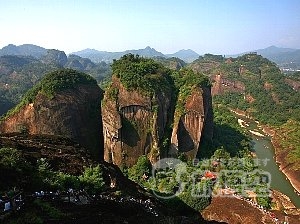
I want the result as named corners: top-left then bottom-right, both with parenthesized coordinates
top-left (249, 130), bottom-right (265, 137)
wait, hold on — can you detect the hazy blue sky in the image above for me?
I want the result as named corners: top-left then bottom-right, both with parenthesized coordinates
top-left (1, 0), bottom-right (300, 54)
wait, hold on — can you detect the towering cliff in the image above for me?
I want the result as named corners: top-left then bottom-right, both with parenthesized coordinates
top-left (0, 69), bottom-right (103, 160)
top-left (170, 69), bottom-right (213, 159)
top-left (102, 55), bottom-right (174, 166)
top-left (102, 55), bottom-right (213, 167)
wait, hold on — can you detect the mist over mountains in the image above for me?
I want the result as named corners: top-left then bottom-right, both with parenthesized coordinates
top-left (1, 44), bottom-right (300, 69)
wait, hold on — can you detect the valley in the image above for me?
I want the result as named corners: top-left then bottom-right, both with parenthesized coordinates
top-left (0, 45), bottom-right (299, 223)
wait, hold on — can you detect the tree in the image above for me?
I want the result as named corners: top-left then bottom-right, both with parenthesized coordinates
top-left (212, 147), bottom-right (230, 160)
top-left (79, 165), bottom-right (105, 194)
top-left (128, 155), bottom-right (152, 183)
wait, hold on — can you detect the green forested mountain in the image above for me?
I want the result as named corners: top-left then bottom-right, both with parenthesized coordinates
top-left (201, 53), bottom-right (300, 185)
top-left (189, 52), bottom-right (300, 125)
top-left (213, 54), bottom-right (300, 125)
top-left (229, 46), bottom-right (300, 70)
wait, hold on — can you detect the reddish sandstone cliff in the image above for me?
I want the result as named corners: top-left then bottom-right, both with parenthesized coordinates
top-left (0, 84), bottom-right (103, 160)
top-left (102, 77), bottom-right (172, 166)
top-left (211, 73), bottom-right (245, 96)
top-left (170, 87), bottom-right (213, 159)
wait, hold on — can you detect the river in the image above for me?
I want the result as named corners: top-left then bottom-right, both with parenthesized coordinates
top-left (236, 116), bottom-right (300, 208)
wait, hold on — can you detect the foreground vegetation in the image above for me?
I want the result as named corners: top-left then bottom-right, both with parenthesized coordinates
top-left (0, 147), bottom-right (105, 194)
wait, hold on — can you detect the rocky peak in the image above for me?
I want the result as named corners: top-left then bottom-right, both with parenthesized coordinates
top-left (211, 73), bottom-right (245, 96)
top-left (102, 75), bottom-right (172, 166)
top-left (102, 55), bottom-right (213, 167)
top-left (0, 69), bottom-right (104, 160)
top-left (41, 49), bottom-right (68, 66)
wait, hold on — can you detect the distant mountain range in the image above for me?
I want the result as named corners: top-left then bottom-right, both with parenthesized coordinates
top-left (72, 47), bottom-right (200, 63)
top-left (72, 46), bottom-right (165, 63)
top-left (166, 49), bottom-right (200, 63)
top-left (1, 44), bottom-right (300, 69)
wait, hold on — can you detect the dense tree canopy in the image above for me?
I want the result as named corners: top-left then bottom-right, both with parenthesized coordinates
top-left (111, 54), bottom-right (173, 95)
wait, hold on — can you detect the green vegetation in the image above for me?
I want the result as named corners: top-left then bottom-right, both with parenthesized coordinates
top-left (198, 54), bottom-right (225, 63)
top-left (200, 104), bottom-right (251, 158)
top-left (79, 165), bottom-right (105, 194)
top-left (104, 85), bottom-right (119, 102)
top-left (211, 54), bottom-right (300, 177)
top-left (0, 148), bottom-right (106, 194)
top-left (111, 54), bottom-right (173, 95)
top-left (153, 56), bottom-right (186, 70)
top-left (128, 155), bottom-right (152, 184)
top-left (126, 104), bottom-right (270, 210)
top-left (0, 54), bottom-right (111, 117)
top-left (128, 153), bottom-right (271, 212)
top-left (1, 69), bottom-right (97, 120)
top-left (172, 68), bottom-right (210, 117)
top-left (7, 199), bottom-right (66, 224)
top-left (274, 120), bottom-right (300, 170)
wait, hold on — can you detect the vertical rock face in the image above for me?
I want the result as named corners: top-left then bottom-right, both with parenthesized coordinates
top-left (0, 70), bottom-right (104, 160)
top-left (102, 79), bottom-right (213, 167)
top-left (211, 73), bottom-right (245, 96)
top-left (102, 78), bottom-right (172, 166)
top-left (170, 87), bottom-right (213, 159)
top-left (41, 49), bottom-right (68, 66)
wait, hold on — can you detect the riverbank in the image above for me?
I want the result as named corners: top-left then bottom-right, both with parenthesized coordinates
top-left (230, 108), bottom-right (300, 197)
top-left (271, 135), bottom-right (300, 195)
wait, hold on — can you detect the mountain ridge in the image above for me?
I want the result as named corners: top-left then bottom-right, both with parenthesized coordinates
top-left (1, 43), bottom-right (300, 69)
top-left (228, 45), bottom-right (300, 70)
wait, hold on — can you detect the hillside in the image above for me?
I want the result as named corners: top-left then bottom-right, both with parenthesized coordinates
top-left (152, 56), bottom-right (186, 70)
top-left (199, 53), bottom-right (300, 196)
top-left (0, 69), bottom-right (104, 159)
top-left (0, 44), bottom-right (47, 58)
top-left (229, 46), bottom-right (300, 71)
top-left (0, 51), bottom-right (111, 116)
top-left (0, 134), bottom-right (221, 224)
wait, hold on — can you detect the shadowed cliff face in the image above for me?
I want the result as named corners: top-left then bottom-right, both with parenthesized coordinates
top-left (170, 87), bottom-right (213, 159)
top-left (102, 78), bottom-right (172, 166)
top-left (0, 84), bottom-right (104, 160)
